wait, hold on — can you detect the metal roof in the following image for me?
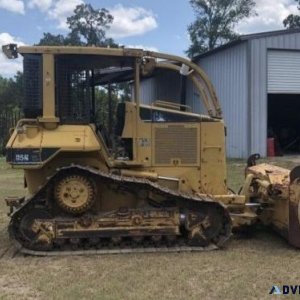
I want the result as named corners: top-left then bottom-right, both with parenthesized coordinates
top-left (193, 28), bottom-right (300, 61)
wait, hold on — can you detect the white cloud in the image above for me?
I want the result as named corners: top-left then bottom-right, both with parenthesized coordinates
top-left (28, 0), bottom-right (52, 12)
top-left (0, 33), bottom-right (25, 76)
top-left (126, 44), bottom-right (158, 52)
top-left (24, 1), bottom-right (158, 39)
top-left (236, 0), bottom-right (299, 33)
top-left (0, 0), bottom-right (25, 14)
top-left (108, 5), bottom-right (158, 38)
top-left (48, 0), bottom-right (83, 30)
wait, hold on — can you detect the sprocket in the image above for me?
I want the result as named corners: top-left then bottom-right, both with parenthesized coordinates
top-left (54, 174), bottom-right (96, 215)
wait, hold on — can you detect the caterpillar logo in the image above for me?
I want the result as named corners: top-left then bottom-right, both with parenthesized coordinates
top-left (270, 285), bottom-right (300, 295)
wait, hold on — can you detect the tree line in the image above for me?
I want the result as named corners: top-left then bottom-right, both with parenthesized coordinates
top-left (1, 1), bottom-right (300, 152)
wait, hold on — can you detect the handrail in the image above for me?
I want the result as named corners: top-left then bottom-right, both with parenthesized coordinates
top-left (152, 100), bottom-right (192, 112)
top-left (147, 51), bottom-right (222, 119)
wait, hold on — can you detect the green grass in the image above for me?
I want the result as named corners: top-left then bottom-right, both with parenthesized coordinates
top-left (0, 157), bottom-right (300, 300)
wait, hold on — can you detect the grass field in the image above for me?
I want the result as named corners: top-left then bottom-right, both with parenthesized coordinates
top-left (1, 157), bottom-right (300, 300)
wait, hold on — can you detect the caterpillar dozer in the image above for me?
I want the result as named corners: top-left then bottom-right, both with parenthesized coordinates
top-left (2, 44), bottom-right (300, 255)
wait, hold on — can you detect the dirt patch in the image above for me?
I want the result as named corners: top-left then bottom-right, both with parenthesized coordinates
top-left (0, 275), bottom-right (42, 299)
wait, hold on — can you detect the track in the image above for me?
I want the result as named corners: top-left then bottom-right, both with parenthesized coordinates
top-left (8, 165), bottom-right (232, 256)
top-left (0, 242), bottom-right (218, 258)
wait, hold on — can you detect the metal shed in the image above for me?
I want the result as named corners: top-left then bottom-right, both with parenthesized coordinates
top-left (140, 28), bottom-right (300, 158)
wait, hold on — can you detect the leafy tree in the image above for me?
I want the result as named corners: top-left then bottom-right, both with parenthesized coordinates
top-left (9, 72), bottom-right (23, 110)
top-left (37, 4), bottom-right (118, 47)
top-left (283, 1), bottom-right (300, 28)
top-left (0, 72), bottom-right (23, 112)
top-left (38, 32), bottom-right (82, 46)
top-left (0, 73), bottom-right (23, 153)
top-left (38, 33), bottom-right (68, 46)
top-left (187, 0), bottom-right (256, 57)
top-left (67, 4), bottom-right (114, 46)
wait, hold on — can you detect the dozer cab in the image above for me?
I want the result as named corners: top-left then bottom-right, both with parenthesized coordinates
top-left (2, 44), bottom-right (300, 255)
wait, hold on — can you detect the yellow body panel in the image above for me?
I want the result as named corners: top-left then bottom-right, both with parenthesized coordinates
top-left (7, 112), bottom-right (231, 201)
top-left (200, 122), bottom-right (227, 195)
top-left (8, 119), bottom-right (229, 196)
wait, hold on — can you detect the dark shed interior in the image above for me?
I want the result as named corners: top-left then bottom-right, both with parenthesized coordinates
top-left (268, 94), bottom-right (300, 155)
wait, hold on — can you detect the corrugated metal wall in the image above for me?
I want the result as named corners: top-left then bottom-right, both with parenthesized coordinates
top-left (185, 74), bottom-right (205, 114)
top-left (195, 42), bottom-right (248, 158)
top-left (249, 32), bottom-right (300, 156)
top-left (140, 70), bottom-right (181, 105)
top-left (140, 77), bottom-right (156, 105)
top-left (156, 70), bottom-right (181, 103)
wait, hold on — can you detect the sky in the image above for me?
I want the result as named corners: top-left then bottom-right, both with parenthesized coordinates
top-left (0, 0), bottom-right (299, 76)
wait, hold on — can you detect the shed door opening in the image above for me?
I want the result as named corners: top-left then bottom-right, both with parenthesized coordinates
top-left (268, 94), bottom-right (300, 154)
top-left (267, 50), bottom-right (300, 155)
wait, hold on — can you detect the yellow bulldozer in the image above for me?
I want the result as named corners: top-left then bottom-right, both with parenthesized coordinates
top-left (2, 44), bottom-right (300, 255)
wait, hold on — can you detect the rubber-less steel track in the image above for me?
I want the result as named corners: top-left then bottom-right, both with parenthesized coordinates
top-left (9, 165), bottom-right (232, 256)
